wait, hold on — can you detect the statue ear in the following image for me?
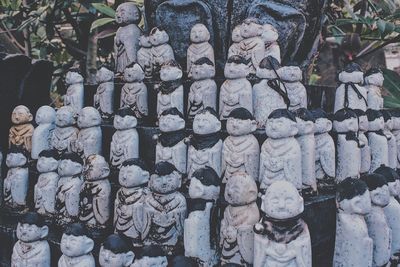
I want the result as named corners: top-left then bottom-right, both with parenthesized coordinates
top-left (102, 166), bottom-right (110, 177)
top-left (83, 237), bottom-right (94, 254)
top-left (40, 225), bottom-right (49, 239)
top-left (326, 120), bottom-right (332, 130)
top-left (28, 113), bottom-right (33, 122)
top-left (250, 120), bottom-right (257, 132)
top-left (298, 196), bottom-right (304, 214)
top-left (124, 251), bottom-right (135, 266)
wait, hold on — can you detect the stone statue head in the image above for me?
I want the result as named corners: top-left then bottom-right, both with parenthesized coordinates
top-left (16, 212), bottom-right (48, 243)
top-left (150, 27), bottom-right (170, 46)
top-left (65, 70), bottom-right (84, 85)
top-left (231, 25), bottom-right (243, 43)
top-left (114, 107), bottom-right (137, 130)
top-left (189, 166), bottom-right (220, 200)
top-left (119, 158), bottom-right (150, 188)
top-left (189, 57), bottom-right (215, 80)
top-left (374, 165), bottom-right (400, 197)
top-left (310, 108), bottom-right (332, 134)
top-left (333, 109), bottom-right (358, 133)
top-left (293, 108), bottom-right (315, 135)
top-left (193, 107), bottom-right (221, 135)
top-left (160, 60), bottom-right (182, 81)
top-left (338, 63), bottom-right (364, 84)
top-left (277, 65), bottom-right (302, 82)
top-left (391, 109), bottom-right (400, 130)
top-left (96, 67), bottom-right (114, 84)
top-left (336, 177), bottom-right (371, 215)
top-left (99, 234), bottom-right (135, 267)
top-left (361, 173), bottom-right (390, 207)
top-left (225, 171), bottom-right (257, 205)
top-left (190, 23), bottom-right (210, 43)
top-left (240, 17), bottom-right (263, 39)
top-left (131, 245), bottom-right (167, 267)
top-left (6, 145), bottom-right (28, 168)
top-left (261, 180), bottom-right (304, 220)
top-left (354, 109), bottom-right (369, 132)
top-left (83, 154), bottom-right (110, 181)
top-left (256, 56), bottom-right (280, 79)
top-left (11, 105), bottom-right (33, 125)
top-left (139, 34), bottom-right (152, 48)
top-left (224, 55), bottom-right (249, 79)
top-left (261, 24), bottom-right (279, 43)
top-left (60, 223), bottom-right (94, 257)
top-left (168, 256), bottom-right (197, 267)
top-left (226, 108), bottom-right (257, 136)
top-left (364, 68), bottom-right (384, 87)
top-left (149, 161), bottom-right (181, 194)
top-left (382, 110), bottom-right (393, 131)
top-left (37, 149), bottom-right (59, 173)
top-left (115, 2), bottom-right (140, 25)
top-left (56, 106), bottom-right (76, 127)
top-left (123, 63), bottom-right (145, 83)
top-left (366, 109), bottom-right (384, 131)
top-left (58, 152), bottom-right (83, 177)
top-left (159, 108), bottom-right (185, 132)
top-left (35, 105), bottom-right (56, 125)
top-left (77, 107), bottom-right (101, 128)
top-left (265, 109), bottom-right (298, 138)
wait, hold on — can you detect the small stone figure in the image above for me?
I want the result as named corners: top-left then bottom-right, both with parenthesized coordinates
top-left (31, 105), bottom-right (56, 159)
top-left (150, 27), bottom-right (175, 77)
top-left (333, 109), bottom-right (361, 182)
top-left (75, 107), bottom-right (102, 158)
top-left (391, 109), bottom-right (400, 170)
top-left (94, 67), bottom-right (115, 121)
top-left (110, 107), bottom-right (139, 169)
top-left (143, 162), bottom-right (187, 250)
top-left (137, 35), bottom-right (153, 79)
top-left (366, 109), bottom-right (389, 173)
top-left (222, 108), bottom-right (259, 183)
top-left (64, 70), bottom-right (84, 115)
top-left (188, 108), bottom-right (222, 178)
top-left (184, 167), bottom-right (221, 265)
top-left (58, 223), bottom-right (95, 267)
top-left (228, 25), bottom-right (243, 57)
top-left (219, 56), bottom-right (252, 120)
top-left (294, 108), bottom-right (317, 194)
top-left (277, 64), bottom-right (307, 111)
top-left (361, 173), bottom-right (391, 267)
top-left (157, 60), bottom-right (184, 117)
top-left (11, 212), bottom-right (50, 267)
top-left (220, 172), bottom-right (260, 266)
top-left (261, 24), bottom-right (281, 63)
top-left (114, 159), bottom-right (150, 246)
top-left (55, 152), bottom-right (84, 226)
top-left (382, 110), bottom-right (397, 169)
top-left (254, 180), bottom-right (311, 267)
top-left (9, 105), bottom-right (34, 152)
top-left (253, 56), bottom-right (287, 128)
top-left (99, 234), bottom-right (135, 267)
top-left (187, 58), bottom-right (217, 119)
top-left (259, 109), bottom-right (302, 190)
top-left (354, 109), bottom-right (371, 175)
top-left (120, 63), bottom-right (148, 119)
top-left (334, 63), bottom-right (367, 113)
top-left (34, 149), bottom-right (60, 217)
top-left (130, 246), bottom-right (167, 267)
top-left (3, 146), bottom-right (29, 211)
top-left (365, 68), bottom-right (384, 110)
top-left (333, 177), bottom-right (373, 267)
top-left (114, 2), bottom-right (141, 74)
top-left (155, 108), bottom-right (187, 174)
top-left (79, 154), bottom-right (111, 230)
top-left (51, 106), bottom-right (79, 154)
top-left (187, 23), bottom-right (215, 74)
top-left (310, 109), bottom-right (335, 188)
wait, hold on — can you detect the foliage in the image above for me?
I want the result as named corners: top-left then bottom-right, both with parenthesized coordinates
top-left (383, 69), bottom-right (400, 108)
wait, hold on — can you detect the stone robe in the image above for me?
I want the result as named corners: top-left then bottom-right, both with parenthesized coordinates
top-left (50, 126), bottom-right (79, 153)
top-left (64, 83), bottom-right (84, 115)
top-left (120, 82), bottom-right (148, 118)
top-left (75, 127), bottom-right (102, 158)
top-left (34, 172), bottom-right (59, 216)
top-left (94, 81), bottom-right (114, 119)
top-left (219, 78), bottom-right (253, 120)
top-left (137, 47), bottom-right (153, 78)
top-left (366, 84), bottom-right (383, 110)
top-left (359, 131), bottom-right (371, 174)
top-left (336, 133), bottom-right (361, 182)
top-left (334, 83), bottom-right (367, 113)
top-left (187, 42), bottom-right (214, 73)
top-left (151, 44), bottom-right (174, 73)
top-left (238, 37), bottom-right (265, 74)
top-left (315, 132), bottom-right (335, 180)
top-left (188, 79), bottom-right (217, 119)
top-left (55, 175), bottom-right (83, 225)
top-left (156, 139), bottom-right (187, 175)
top-left (157, 85), bottom-right (184, 117)
top-left (4, 167), bottom-right (29, 209)
top-left (368, 131), bottom-right (389, 173)
top-left (385, 130), bottom-right (397, 169)
top-left (9, 124), bottom-right (34, 152)
top-left (384, 197), bottom-right (400, 256)
top-left (297, 133), bottom-right (316, 190)
top-left (187, 137), bottom-right (222, 178)
top-left (283, 81), bottom-right (307, 111)
top-left (110, 129), bottom-right (139, 168)
top-left (58, 254), bottom-right (95, 267)
top-left (32, 123), bottom-right (55, 159)
top-left (11, 240), bottom-right (50, 267)
top-left (115, 24), bottom-right (141, 73)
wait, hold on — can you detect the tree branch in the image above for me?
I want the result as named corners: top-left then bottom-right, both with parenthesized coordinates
top-left (352, 34), bottom-right (400, 61)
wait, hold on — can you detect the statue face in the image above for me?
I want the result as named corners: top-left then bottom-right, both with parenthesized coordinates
top-left (58, 159), bottom-right (82, 177)
top-left (119, 164), bottom-right (149, 188)
top-left (314, 118), bottom-right (332, 134)
top-left (190, 23), bottom-right (210, 43)
top-left (224, 172), bottom-right (257, 205)
top-left (12, 105), bottom-right (33, 125)
top-left (17, 223), bottom-right (48, 243)
top-left (65, 71), bottom-right (83, 85)
top-left (99, 246), bottom-right (134, 267)
top-left (265, 117), bottom-right (298, 139)
top-left (358, 115), bottom-right (369, 132)
top-left (339, 190), bottom-right (371, 215)
top-left (56, 106), bottom-right (75, 127)
top-left (231, 25), bottom-right (243, 43)
top-left (277, 66), bottom-right (302, 82)
top-left (150, 29), bottom-right (169, 46)
top-left (190, 63), bottom-right (215, 80)
top-left (150, 172), bottom-right (181, 194)
top-left (159, 114), bottom-right (185, 132)
top-left (77, 107), bottom-right (101, 128)
top-left (224, 62), bottom-right (248, 79)
top-left (60, 234), bottom-right (94, 257)
top-left (132, 256), bottom-right (168, 267)
top-left (193, 112), bottom-right (221, 135)
top-left (368, 117), bottom-right (384, 132)
top-left (83, 155), bottom-right (110, 181)
top-left (160, 65), bottom-right (183, 81)
top-left (188, 177), bottom-right (220, 200)
top-left (96, 67), bottom-right (114, 83)
top-left (261, 24), bottom-right (279, 43)
top-left (35, 105), bottom-right (55, 125)
top-left (370, 185), bottom-right (390, 207)
top-left (115, 3), bottom-right (140, 25)
top-left (241, 21), bottom-right (262, 39)
top-left (37, 156), bottom-right (58, 173)
top-left (114, 115), bottom-right (137, 130)
top-left (262, 180), bottom-right (303, 219)
top-left (139, 35), bottom-right (152, 48)
top-left (226, 117), bottom-right (257, 136)
top-left (6, 152), bottom-right (27, 168)
top-left (124, 64), bottom-right (145, 82)
top-left (388, 181), bottom-right (400, 197)
top-left (333, 117), bottom-right (358, 133)
top-left (365, 72), bottom-right (384, 87)
top-left (296, 117), bottom-right (314, 135)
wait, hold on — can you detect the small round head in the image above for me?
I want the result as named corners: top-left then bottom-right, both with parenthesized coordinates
top-left (115, 2), bottom-right (140, 25)
top-left (361, 173), bottom-right (390, 207)
top-left (160, 60), bottom-right (182, 81)
top-left (354, 109), bottom-right (368, 132)
top-left (150, 27), bottom-right (170, 46)
top-left (262, 180), bottom-right (304, 220)
top-left (189, 57), bottom-right (215, 80)
top-left (96, 67), bottom-right (114, 84)
top-left (338, 62), bottom-right (363, 84)
top-left (65, 70), bottom-right (84, 85)
top-left (37, 149), bottom-right (59, 173)
top-left (58, 152), bottom-right (83, 177)
top-left (366, 109), bottom-right (384, 131)
top-left (159, 108), bottom-right (185, 132)
top-left (364, 68), bottom-right (384, 87)
top-left (277, 65), bottom-right (302, 82)
top-left (333, 109), bottom-right (358, 133)
top-left (256, 56), bottom-right (280, 79)
top-left (193, 107), bottom-right (221, 135)
top-left (190, 23), bottom-right (210, 43)
top-left (241, 17), bottom-right (263, 39)
top-left (35, 105), bottom-right (56, 125)
top-left (77, 107), bottom-right (101, 128)
top-left (265, 109), bottom-right (298, 138)
top-left (374, 165), bottom-right (400, 197)
top-left (226, 108), bottom-right (257, 136)
top-left (293, 108), bottom-right (315, 135)
top-left (224, 56), bottom-right (249, 79)
top-left (231, 25), bottom-right (243, 43)
top-left (56, 106), bottom-right (76, 127)
top-left (131, 246), bottom-right (167, 267)
top-left (83, 154), bottom-right (110, 181)
top-left (60, 223), bottom-right (94, 257)
top-left (336, 177), bottom-right (371, 215)
top-left (261, 24), bottom-right (279, 43)
top-left (382, 110), bottom-right (393, 131)
top-left (16, 212), bottom-right (48, 243)
top-left (11, 105), bottom-right (33, 125)
top-left (139, 34), bottom-right (152, 48)
top-left (123, 64), bottom-right (145, 82)
top-left (6, 146), bottom-right (28, 168)
top-left (310, 109), bottom-right (332, 134)
top-left (149, 162), bottom-right (181, 194)
top-left (99, 234), bottom-right (134, 267)
top-left (119, 158), bottom-right (150, 188)
top-left (189, 167), bottom-right (220, 200)
top-left (114, 107), bottom-right (137, 130)
top-left (225, 172), bottom-right (257, 206)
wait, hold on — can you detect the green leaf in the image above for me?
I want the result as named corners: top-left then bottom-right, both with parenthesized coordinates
top-left (92, 3), bottom-right (115, 18)
top-left (90, 17), bottom-right (115, 32)
top-left (335, 18), bottom-right (361, 26)
top-left (383, 68), bottom-right (400, 108)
